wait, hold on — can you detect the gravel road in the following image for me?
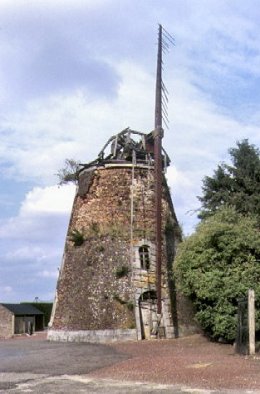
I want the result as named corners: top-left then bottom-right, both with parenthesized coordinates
top-left (91, 334), bottom-right (260, 392)
top-left (0, 333), bottom-right (259, 393)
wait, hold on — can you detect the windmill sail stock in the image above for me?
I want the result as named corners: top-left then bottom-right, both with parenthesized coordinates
top-left (154, 24), bottom-right (174, 315)
top-left (155, 24), bottom-right (175, 130)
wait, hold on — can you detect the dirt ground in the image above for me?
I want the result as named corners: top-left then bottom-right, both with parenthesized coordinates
top-left (90, 334), bottom-right (260, 391)
top-left (1, 333), bottom-right (260, 392)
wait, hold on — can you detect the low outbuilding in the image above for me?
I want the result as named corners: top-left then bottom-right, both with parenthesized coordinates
top-left (0, 303), bottom-right (44, 338)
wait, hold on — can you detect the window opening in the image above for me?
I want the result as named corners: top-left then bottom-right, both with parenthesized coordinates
top-left (139, 245), bottom-right (150, 270)
top-left (140, 290), bottom-right (157, 302)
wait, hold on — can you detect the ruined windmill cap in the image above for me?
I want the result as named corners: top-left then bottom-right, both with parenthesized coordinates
top-left (78, 127), bottom-right (170, 175)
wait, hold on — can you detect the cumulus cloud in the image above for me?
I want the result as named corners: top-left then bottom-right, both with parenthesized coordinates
top-left (0, 0), bottom-right (260, 302)
top-left (0, 185), bottom-right (74, 254)
top-left (20, 184), bottom-right (76, 215)
top-left (166, 166), bottom-right (200, 234)
top-left (0, 0), bottom-right (120, 108)
top-left (0, 184), bottom-right (75, 238)
top-left (0, 60), bottom-right (155, 185)
top-left (0, 286), bottom-right (13, 295)
top-left (0, 184), bottom-right (75, 301)
top-left (37, 270), bottom-right (59, 279)
top-left (5, 246), bottom-right (46, 262)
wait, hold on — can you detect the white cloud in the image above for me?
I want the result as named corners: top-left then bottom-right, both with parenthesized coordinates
top-left (0, 286), bottom-right (13, 294)
top-left (5, 246), bottom-right (46, 262)
top-left (0, 184), bottom-right (75, 241)
top-left (37, 270), bottom-right (59, 279)
top-left (1, 57), bottom-right (259, 238)
top-left (20, 184), bottom-right (76, 215)
top-left (0, 184), bottom-right (73, 301)
top-left (166, 166), bottom-right (193, 190)
top-left (166, 166), bottom-right (201, 235)
top-left (0, 285), bottom-right (14, 302)
top-left (0, 0), bottom-right (260, 302)
top-left (0, 60), bottom-right (154, 185)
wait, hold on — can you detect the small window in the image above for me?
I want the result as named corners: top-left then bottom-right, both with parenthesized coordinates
top-left (139, 245), bottom-right (150, 270)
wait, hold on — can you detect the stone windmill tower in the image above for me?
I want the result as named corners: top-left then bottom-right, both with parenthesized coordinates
top-left (48, 26), bottom-right (181, 343)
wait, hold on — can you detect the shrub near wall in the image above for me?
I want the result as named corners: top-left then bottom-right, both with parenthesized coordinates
top-left (174, 207), bottom-right (260, 342)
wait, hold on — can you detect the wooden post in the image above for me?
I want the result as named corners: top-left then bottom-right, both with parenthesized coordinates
top-left (248, 289), bottom-right (255, 355)
top-left (154, 24), bottom-right (163, 316)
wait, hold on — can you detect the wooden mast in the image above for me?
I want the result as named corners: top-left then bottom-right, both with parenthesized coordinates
top-left (154, 24), bottom-right (163, 316)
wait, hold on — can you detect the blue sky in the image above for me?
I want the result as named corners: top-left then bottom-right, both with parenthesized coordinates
top-left (0, 0), bottom-right (259, 302)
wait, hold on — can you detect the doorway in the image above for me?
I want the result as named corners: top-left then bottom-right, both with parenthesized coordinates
top-left (138, 290), bottom-right (158, 339)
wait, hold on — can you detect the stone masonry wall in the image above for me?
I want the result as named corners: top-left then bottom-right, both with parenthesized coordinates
top-left (71, 167), bottom-right (133, 235)
top-left (50, 164), bottom-right (180, 336)
top-left (70, 167), bottom-right (174, 243)
top-left (0, 305), bottom-right (13, 338)
top-left (53, 236), bottom-right (135, 330)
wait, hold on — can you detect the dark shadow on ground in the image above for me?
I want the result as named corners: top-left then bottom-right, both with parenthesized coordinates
top-left (0, 338), bottom-right (129, 375)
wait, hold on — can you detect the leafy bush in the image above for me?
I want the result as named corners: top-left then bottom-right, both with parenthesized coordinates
top-left (174, 206), bottom-right (260, 342)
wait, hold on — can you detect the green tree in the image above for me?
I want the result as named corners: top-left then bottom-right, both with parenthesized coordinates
top-left (198, 140), bottom-right (260, 221)
top-left (174, 206), bottom-right (260, 342)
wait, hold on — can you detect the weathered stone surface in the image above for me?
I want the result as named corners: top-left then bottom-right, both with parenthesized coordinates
top-left (52, 236), bottom-right (134, 331)
top-left (48, 328), bottom-right (137, 343)
top-left (0, 305), bottom-right (13, 338)
top-left (49, 164), bottom-right (184, 341)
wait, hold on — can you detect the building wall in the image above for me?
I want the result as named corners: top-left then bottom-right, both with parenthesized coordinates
top-left (49, 164), bottom-right (180, 340)
top-left (15, 316), bottom-right (35, 334)
top-left (0, 305), bottom-right (14, 338)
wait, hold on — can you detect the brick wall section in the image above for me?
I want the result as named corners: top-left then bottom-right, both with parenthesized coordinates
top-left (0, 305), bottom-right (13, 338)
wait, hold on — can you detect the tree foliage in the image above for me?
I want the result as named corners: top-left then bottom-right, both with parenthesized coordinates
top-left (56, 159), bottom-right (80, 185)
top-left (198, 140), bottom-right (260, 222)
top-left (174, 206), bottom-right (260, 342)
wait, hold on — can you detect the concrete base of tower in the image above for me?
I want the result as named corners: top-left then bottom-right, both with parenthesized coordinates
top-left (47, 328), bottom-right (137, 343)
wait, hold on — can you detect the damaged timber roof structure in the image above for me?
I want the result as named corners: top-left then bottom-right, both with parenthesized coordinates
top-left (48, 25), bottom-right (197, 343)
